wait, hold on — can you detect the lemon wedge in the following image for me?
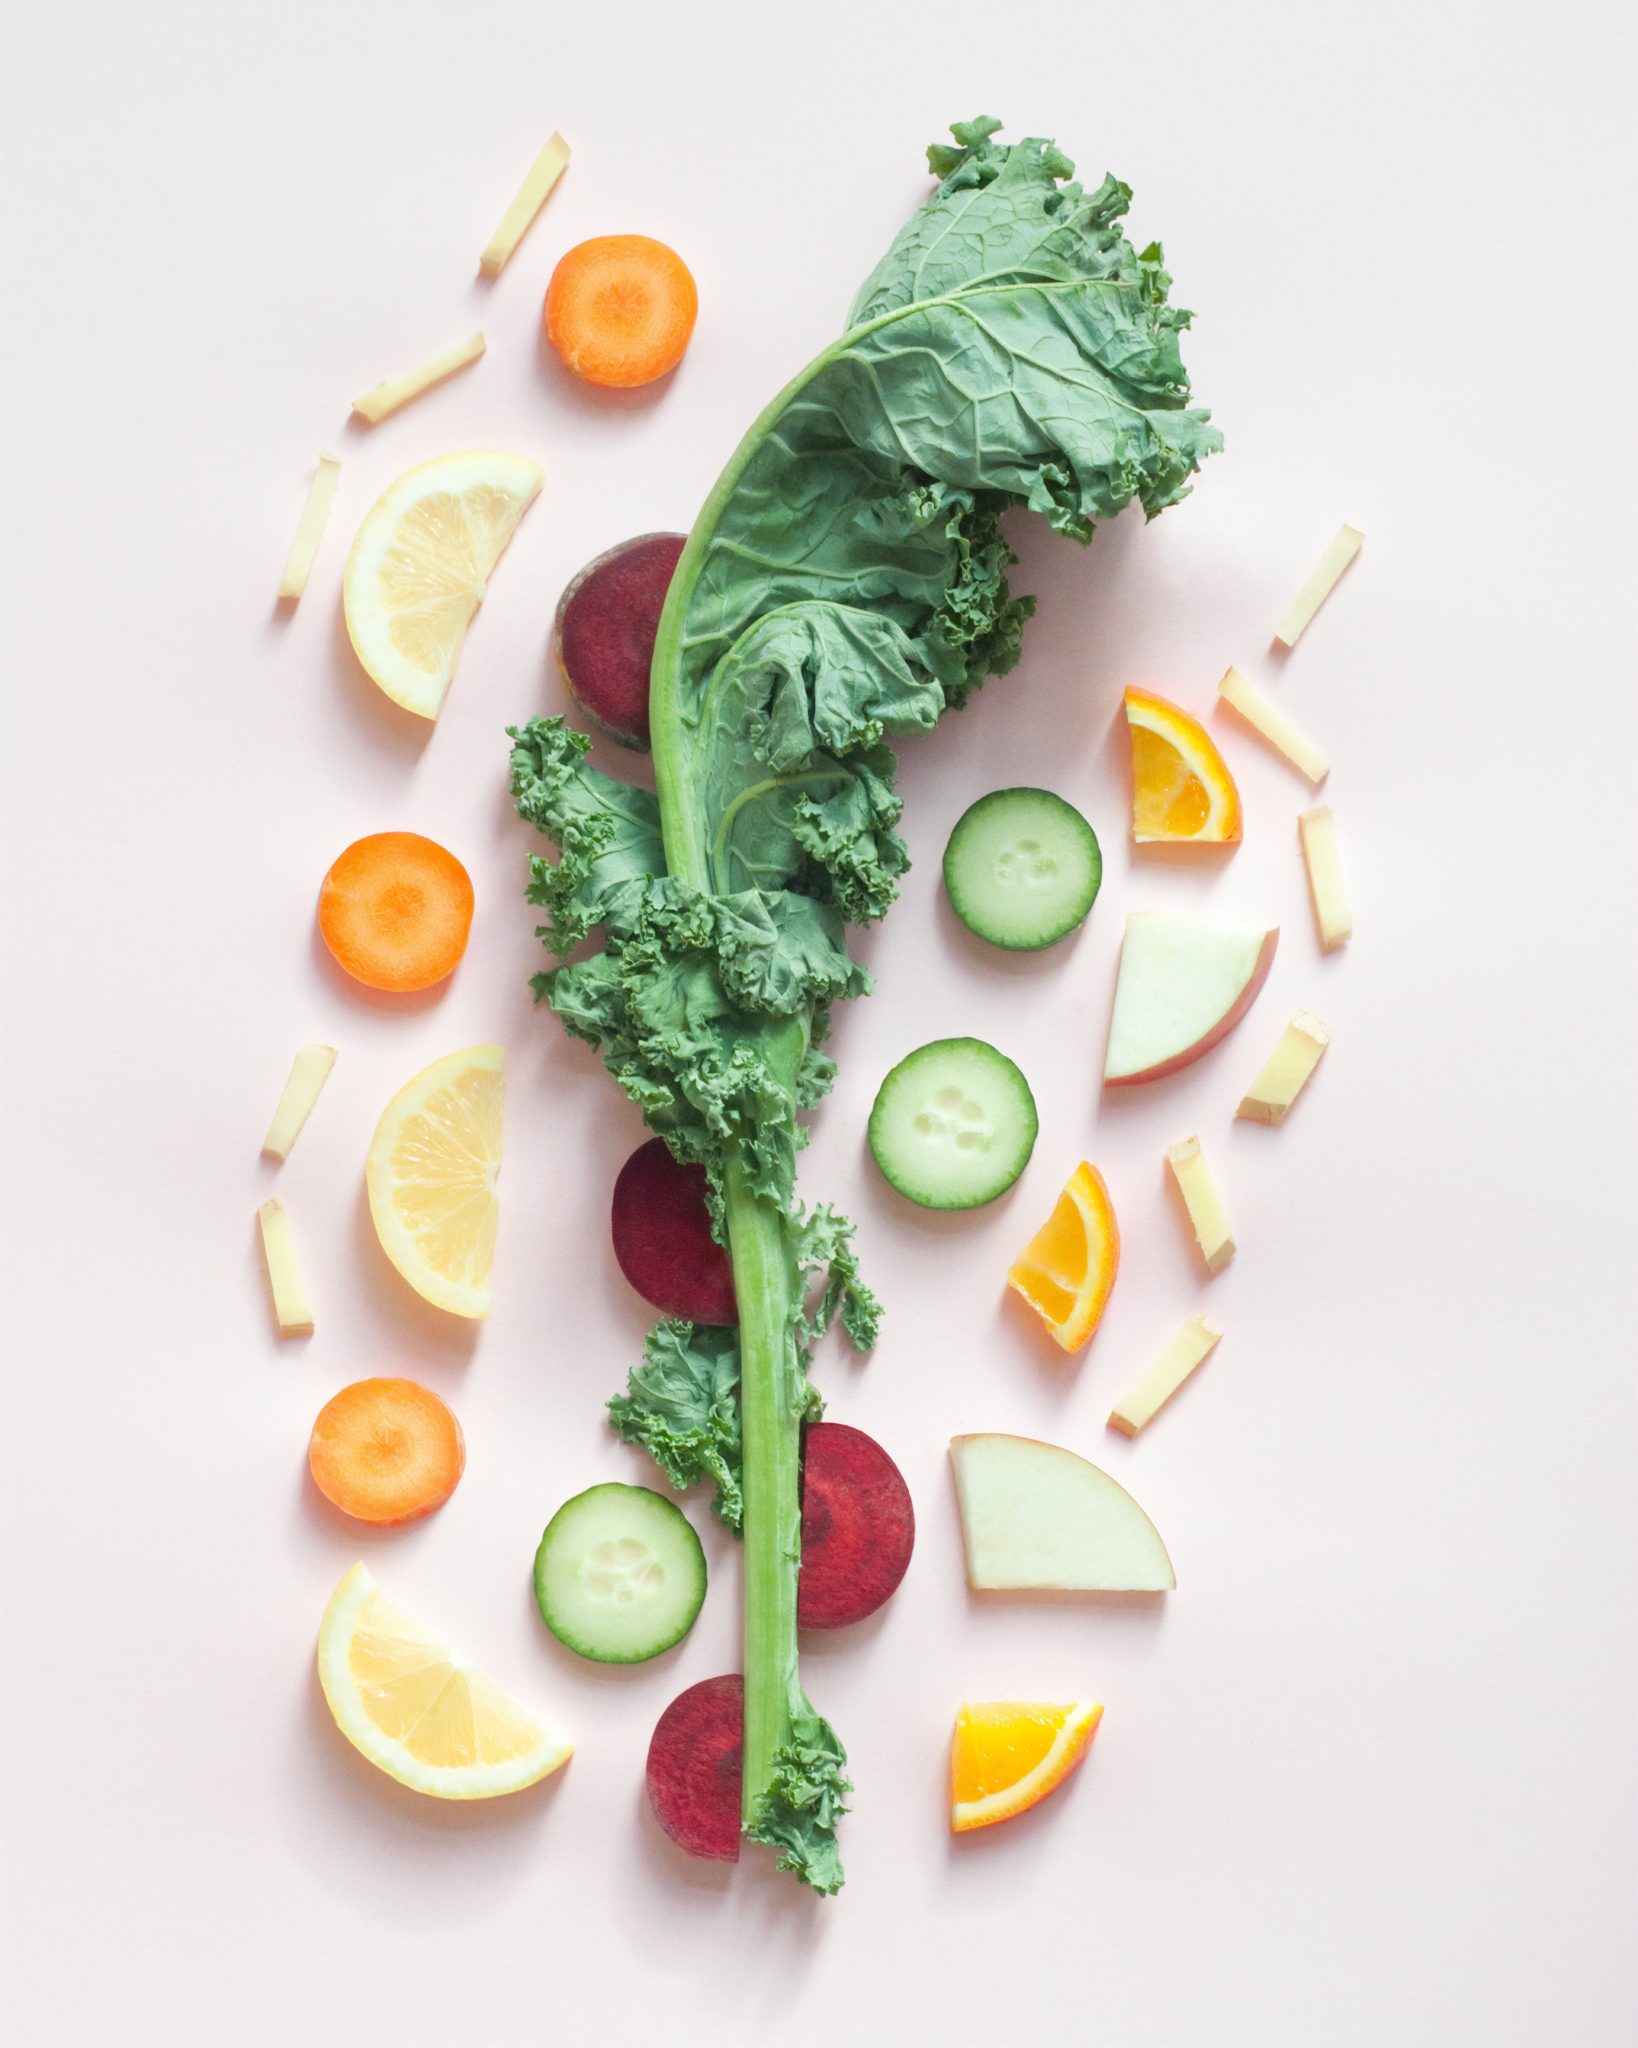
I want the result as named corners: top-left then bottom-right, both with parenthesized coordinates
top-left (318, 1562), bottom-right (570, 1799)
top-left (343, 451), bottom-right (542, 719)
top-left (366, 1044), bottom-right (503, 1319)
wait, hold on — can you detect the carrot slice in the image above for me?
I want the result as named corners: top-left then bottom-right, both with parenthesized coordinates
top-left (317, 832), bottom-right (473, 993)
top-left (308, 1378), bottom-right (466, 1524)
top-left (545, 235), bottom-right (698, 389)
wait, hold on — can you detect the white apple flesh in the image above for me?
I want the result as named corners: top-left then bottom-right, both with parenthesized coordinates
top-left (950, 1433), bottom-right (1176, 1592)
top-left (1104, 912), bottom-right (1278, 1086)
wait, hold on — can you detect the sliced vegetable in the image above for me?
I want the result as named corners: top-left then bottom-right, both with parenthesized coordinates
top-left (646, 1675), bottom-right (744, 1862)
top-left (511, 116), bottom-right (1219, 1894)
top-left (318, 831), bottom-right (474, 993)
top-left (276, 454), bottom-right (341, 603)
top-left (1216, 666), bottom-right (1330, 785)
top-left (1006, 1160), bottom-right (1120, 1352)
top-left (869, 1038), bottom-right (1036, 1210)
top-left (351, 332), bottom-right (485, 425)
top-left (318, 1561), bottom-right (571, 1800)
top-left (478, 131), bottom-right (571, 277)
top-left (1123, 686), bottom-right (1241, 843)
top-left (1237, 1010), bottom-right (1331, 1124)
top-left (611, 1136), bottom-right (736, 1325)
top-left (261, 1043), bottom-right (337, 1160)
top-left (798, 1423), bottom-right (914, 1630)
top-left (1164, 1135), bottom-right (1234, 1274)
top-left (308, 1377), bottom-right (465, 1523)
top-left (1298, 804), bottom-right (1351, 951)
top-left (950, 1433), bottom-right (1175, 1592)
top-left (951, 1700), bottom-right (1102, 1834)
top-left (1274, 523), bottom-right (1363, 648)
top-left (344, 451), bottom-right (543, 719)
top-left (942, 787), bottom-right (1101, 948)
top-left (366, 1044), bottom-right (503, 1319)
top-left (534, 1482), bottom-right (706, 1664)
top-left (1108, 1313), bottom-right (1222, 1437)
top-left (257, 1196), bottom-right (313, 1337)
top-left (545, 236), bottom-right (698, 389)
top-left (554, 533), bottom-right (686, 749)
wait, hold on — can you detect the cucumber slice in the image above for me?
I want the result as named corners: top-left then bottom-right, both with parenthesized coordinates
top-left (943, 788), bottom-right (1102, 950)
top-left (868, 1038), bottom-right (1038, 1210)
top-left (534, 1482), bottom-right (706, 1664)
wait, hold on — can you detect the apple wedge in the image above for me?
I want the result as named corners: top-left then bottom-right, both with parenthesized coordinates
top-left (1104, 912), bottom-right (1277, 1086)
top-left (950, 1434), bottom-right (1175, 1592)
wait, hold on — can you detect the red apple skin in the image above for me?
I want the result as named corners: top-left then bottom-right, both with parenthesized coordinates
top-left (1104, 928), bottom-right (1279, 1087)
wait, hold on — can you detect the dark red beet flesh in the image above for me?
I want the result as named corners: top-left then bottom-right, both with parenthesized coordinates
top-left (554, 532), bottom-right (686, 750)
top-left (646, 1674), bottom-right (743, 1862)
top-left (611, 1137), bottom-right (737, 1325)
top-left (798, 1422), bottom-right (915, 1629)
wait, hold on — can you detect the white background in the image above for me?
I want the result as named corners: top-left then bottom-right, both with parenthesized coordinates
top-left (2, 3), bottom-right (1634, 2043)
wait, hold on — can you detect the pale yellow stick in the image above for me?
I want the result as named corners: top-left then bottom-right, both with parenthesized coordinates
top-left (479, 133), bottom-right (571, 276)
top-left (1299, 806), bottom-right (1351, 951)
top-left (262, 1045), bottom-right (338, 1161)
top-left (1109, 1316), bottom-right (1223, 1437)
top-left (1217, 666), bottom-right (1330, 784)
top-left (258, 1198), bottom-right (314, 1336)
top-left (276, 455), bottom-right (341, 601)
top-left (1237, 1011), bottom-right (1331, 1124)
top-left (352, 332), bottom-right (486, 424)
top-left (1165, 1137), bottom-right (1235, 1273)
top-left (1275, 524), bottom-right (1363, 648)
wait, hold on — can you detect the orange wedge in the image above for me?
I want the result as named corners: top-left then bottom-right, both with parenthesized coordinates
top-left (951, 1700), bottom-right (1103, 1833)
top-left (1007, 1161), bottom-right (1120, 1352)
top-left (1124, 686), bottom-right (1242, 843)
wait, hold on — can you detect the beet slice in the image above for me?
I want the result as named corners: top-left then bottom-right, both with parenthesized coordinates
top-left (553, 531), bottom-right (686, 750)
top-left (611, 1137), bottom-right (736, 1325)
top-left (646, 1674), bottom-right (743, 1862)
top-left (798, 1422), bottom-right (915, 1630)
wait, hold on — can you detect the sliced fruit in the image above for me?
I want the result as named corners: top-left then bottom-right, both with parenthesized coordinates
top-left (1165, 1136), bottom-right (1234, 1274)
top-left (352, 331), bottom-right (486, 425)
top-left (942, 787), bottom-right (1102, 948)
top-left (950, 1433), bottom-right (1175, 1592)
top-left (646, 1674), bottom-right (743, 1862)
top-left (534, 1482), bottom-right (706, 1664)
top-left (1299, 805), bottom-right (1352, 951)
top-left (308, 1378), bottom-right (465, 1524)
top-left (343, 451), bottom-right (543, 720)
top-left (1108, 1314), bottom-right (1222, 1438)
top-left (366, 1044), bottom-right (503, 1319)
top-left (1237, 1010), bottom-right (1331, 1124)
top-left (257, 1197), bottom-right (313, 1337)
top-left (318, 832), bottom-right (474, 994)
top-left (868, 1038), bottom-right (1037, 1210)
top-left (317, 1561), bottom-right (570, 1800)
top-left (1104, 911), bottom-right (1277, 1086)
top-left (1006, 1161), bottom-right (1120, 1353)
top-left (1123, 687), bottom-right (1242, 843)
top-left (1217, 666), bottom-right (1330, 785)
top-left (261, 1043), bottom-right (337, 1161)
top-left (611, 1136), bottom-right (736, 1323)
top-left (1274, 523), bottom-right (1363, 648)
top-left (276, 453), bottom-right (341, 603)
top-left (951, 1699), bottom-right (1102, 1833)
top-left (554, 532), bottom-right (686, 750)
top-left (798, 1422), bottom-right (915, 1630)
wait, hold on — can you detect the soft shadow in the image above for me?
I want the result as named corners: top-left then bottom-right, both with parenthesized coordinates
top-left (534, 317), bottom-right (691, 418)
top-left (307, 918), bottom-right (454, 1015)
top-left (946, 1729), bottom-right (1106, 1863)
top-left (302, 1660), bottom-right (564, 1836)
top-left (329, 592), bottom-right (435, 756)
top-left (627, 1782), bottom-right (738, 1896)
top-left (351, 1182), bottom-right (483, 1363)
